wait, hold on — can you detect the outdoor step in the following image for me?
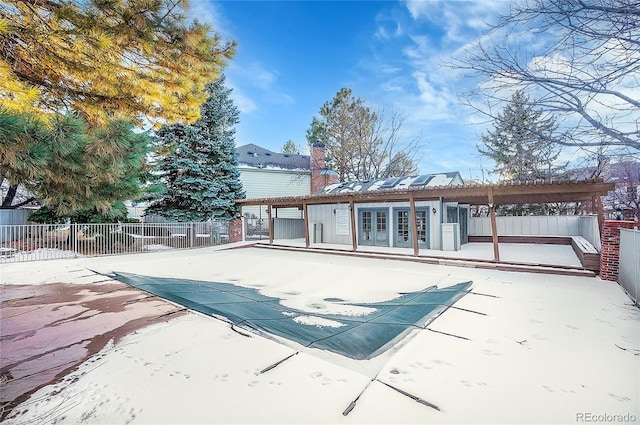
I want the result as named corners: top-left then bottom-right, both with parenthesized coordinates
top-left (254, 243), bottom-right (596, 278)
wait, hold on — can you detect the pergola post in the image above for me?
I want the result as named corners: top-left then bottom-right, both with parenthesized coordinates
top-left (303, 201), bottom-right (310, 248)
top-left (596, 195), bottom-right (605, 234)
top-left (488, 187), bottom-right (500, 261)
top-left (349, 199), bottom-right (357, 251)
top-left (267, 203), bottom-right (273, 244)
top-left (409, 194), bottom-right (419, 256)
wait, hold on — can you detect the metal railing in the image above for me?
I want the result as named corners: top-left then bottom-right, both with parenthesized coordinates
top-left (0, 221), bottom-right (231, 263)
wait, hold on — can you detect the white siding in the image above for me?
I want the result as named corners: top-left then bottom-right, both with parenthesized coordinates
top-left (239, 168), bottom-right (310, 220)
top-left (0, 209), bottom-right (31, 225)
top-left (307, 201), bottom-right (441, 248)
top-left (308, 204), bottom-right (353, 245)
top-left (239, 168), bottom-right (309, 199)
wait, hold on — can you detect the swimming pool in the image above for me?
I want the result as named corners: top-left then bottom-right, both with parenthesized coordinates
top-left (111, 271), bottom-right (472, 360)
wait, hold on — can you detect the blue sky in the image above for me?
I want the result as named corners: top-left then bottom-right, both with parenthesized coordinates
top-left (190, 0), bottom-right (511, 180)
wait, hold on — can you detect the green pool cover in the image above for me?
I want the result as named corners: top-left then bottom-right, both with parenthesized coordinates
top-left (112, 271), bottom-right (472, 360)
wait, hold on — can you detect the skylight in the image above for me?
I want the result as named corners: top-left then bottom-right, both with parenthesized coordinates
top-left (410, 175), bottom-right (434, 187)
top-left (380, 177), bottom-right (401, 189)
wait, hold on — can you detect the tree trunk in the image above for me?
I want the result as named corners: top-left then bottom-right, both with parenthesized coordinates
top-left (1, 185), bottom-right (18, 208)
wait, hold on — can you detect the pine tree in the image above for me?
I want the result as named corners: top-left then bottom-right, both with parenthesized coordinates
top-left (478, 91), bottom-right (562, 182)
top-left (0, 0), bottom-right (235, 126)
top-left (281, 140), bottom-right (300, 154)
top-left (0, 109), bottom-right (151, 219)
top-left (147, 74), bottom-right (245, 221)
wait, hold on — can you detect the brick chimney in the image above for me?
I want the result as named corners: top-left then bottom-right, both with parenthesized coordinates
top-left (310, 142), bottom-right (338, 193)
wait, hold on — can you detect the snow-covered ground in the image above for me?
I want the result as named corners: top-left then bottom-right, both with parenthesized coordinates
top-left (1, 245), bottom-right (638, 424)
top-left (263, 239), bottom-right (584, 268)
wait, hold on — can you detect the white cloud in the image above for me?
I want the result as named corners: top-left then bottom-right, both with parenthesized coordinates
top-left (231, 90), bottom-right (257, 114)
top-left (246, 62), bottom-right (278, 89)
top-left (381, 80), bottom-right (404, 93)
top-left (374, 7), bottom-right (406, 40)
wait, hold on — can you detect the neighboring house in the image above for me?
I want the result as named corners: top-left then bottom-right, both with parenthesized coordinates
top-left (127, 143), bottom-right (337, 223)
top-left (237, 142), bottom-right (338, 224)
top-left (571, 160), bottom-right (640, 221)
top-left (0, 181), bottom-right (39, 225)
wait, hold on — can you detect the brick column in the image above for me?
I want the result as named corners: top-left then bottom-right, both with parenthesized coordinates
top-left (600, 220), bottom-right (636, 281)
top-left (229, 218), bottom-right (243, 243)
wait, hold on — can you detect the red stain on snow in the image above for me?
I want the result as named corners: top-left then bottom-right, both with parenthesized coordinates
top-left (0, 282), bottom-right (185, 419)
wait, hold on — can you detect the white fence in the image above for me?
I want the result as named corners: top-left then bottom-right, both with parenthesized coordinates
top-left (0, 221), bottom-right (230, 263)
top-left (619, 228), bottom-right (639, 305)
top-left (273, 218), bottom-right (305, 239)
top-left (469, 215), bottom-right (601, 250)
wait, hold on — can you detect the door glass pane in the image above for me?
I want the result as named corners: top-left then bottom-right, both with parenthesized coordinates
top-left (396, 210), bottom-right (409, 243)
top-left (376, 211), bottom-right (387, 242)
top-left (362, 211), bottom-right (372, 241)
top-left (447, 206), bottom-right (458, 223)
top-left (416, 210), bottom-right (427, 244)
top-left (458, 207), bottom-right (468, 244)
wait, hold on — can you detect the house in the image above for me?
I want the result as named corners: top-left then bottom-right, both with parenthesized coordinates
top-left (237, 143), bottom-right (338, 234)
top-left (308, 173), bottom-right (468, 250)
top-left (236, 178), bottom-right (615, 262)
top-left (570, 160), bottom-right (640, 221)
top-left (127, 143), bottom-right (337, 223)
top-left (237, 170), bottom-right (473, 251)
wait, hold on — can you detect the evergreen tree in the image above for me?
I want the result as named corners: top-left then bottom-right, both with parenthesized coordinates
top-left (478, 91), bottom-right (562, 182)
top-left (0, 0), bottom-right (235, 126)
top-left (0, 109), bottom-right (152, 219)
top-left (281, 140), bottom-right (300, 154)
top-left (147, 75), bottom-right (245, 221)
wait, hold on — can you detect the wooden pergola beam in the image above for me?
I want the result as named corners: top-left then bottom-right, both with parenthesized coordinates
top-left (349, 199), bottom-right (357, 251)
top-left (409, 193), bottom-right (419, 256)
top-left (237, 179), bottom-right (615, 209)
top-left (488, 187), bottom-right (500, 261)
top-left (267, 203), bottom-right (273, 244)
top-left (302, 200), bottom-right (310, 248)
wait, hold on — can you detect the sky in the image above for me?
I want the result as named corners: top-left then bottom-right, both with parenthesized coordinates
top-left (189, 0), bottom-right (512, 180)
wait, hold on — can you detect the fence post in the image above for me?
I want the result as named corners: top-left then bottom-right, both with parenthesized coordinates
top-left (141, 222), bottom-right (145, 253)
top-left (72, 223), bottom-right (78, 258)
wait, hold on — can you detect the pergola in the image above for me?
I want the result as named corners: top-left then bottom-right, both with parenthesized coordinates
top-left (236, 178), bottom-right (615, 261)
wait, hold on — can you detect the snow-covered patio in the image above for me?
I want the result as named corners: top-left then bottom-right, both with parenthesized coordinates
top-left (1, 245), bottom-right (638, 424)
top-left (257, 238), bottom-right (585, 269)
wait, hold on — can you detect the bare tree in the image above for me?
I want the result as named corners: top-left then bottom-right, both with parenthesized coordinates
top-left (604, 161), bottom-right (640, 220)
top-left (454, 0), bottom-right (640, 151)
top-left (306, 88), bottom-right (422, 181)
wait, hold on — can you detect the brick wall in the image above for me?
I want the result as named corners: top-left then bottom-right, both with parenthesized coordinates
top-left (229, 218), bottom-right (243, 243)
top-left (310, 142), bottom-right (326, 194)
top-left (600, 220), bottom-right (636, 281)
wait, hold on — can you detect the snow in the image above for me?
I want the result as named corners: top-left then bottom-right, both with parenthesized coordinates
top-left (1, 246), bottom-right (638, 424)
top-left (293, 315), bottom-right (346, 328)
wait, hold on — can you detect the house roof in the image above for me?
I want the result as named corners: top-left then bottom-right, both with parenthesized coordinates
top-left (237, 178), bottom-right (615, 208)
top-left (318, 172), bottom-right (463, 195)
top-left (236, 144), bottom-right (310, 172)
